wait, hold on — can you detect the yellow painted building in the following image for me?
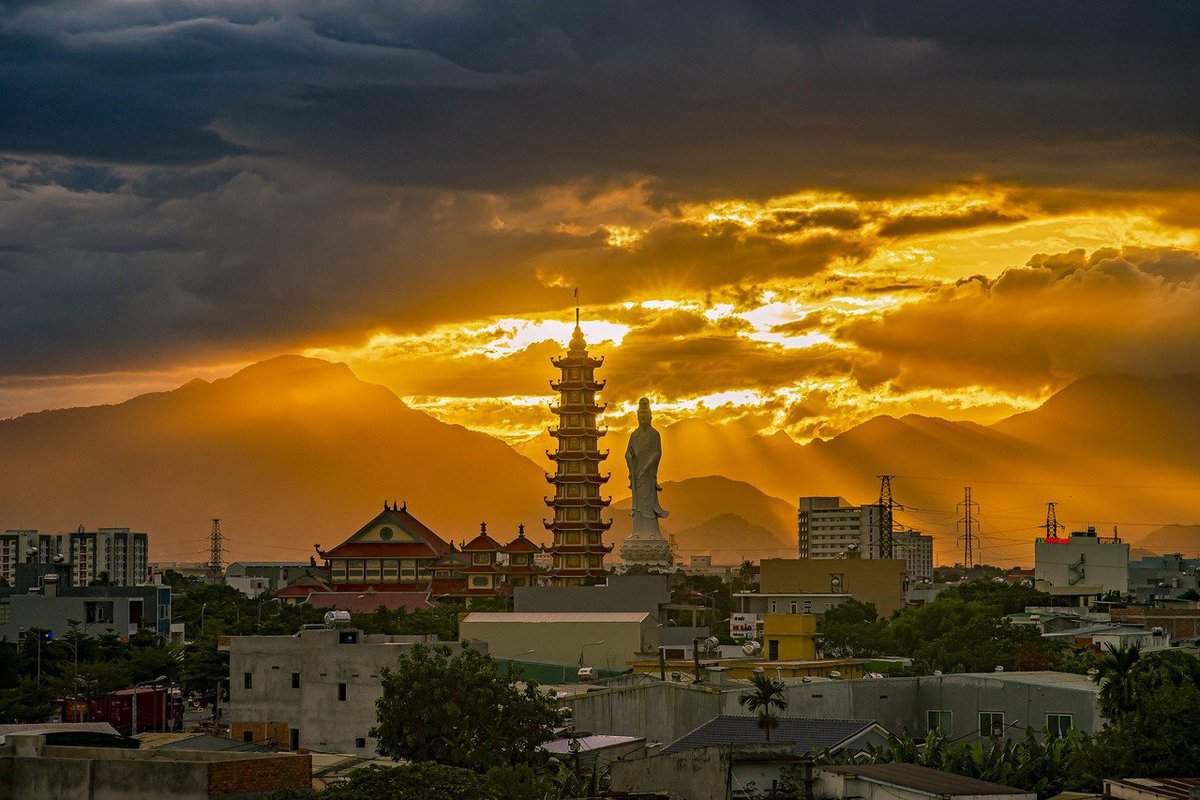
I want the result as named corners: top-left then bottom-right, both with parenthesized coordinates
top-left (762, 613), bottom-right (816, 661)
top-left (759, 558), bottom-right (906, 617)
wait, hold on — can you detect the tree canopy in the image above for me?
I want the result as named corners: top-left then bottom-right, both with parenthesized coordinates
top-left (372, 644), bottom-right (560, 771)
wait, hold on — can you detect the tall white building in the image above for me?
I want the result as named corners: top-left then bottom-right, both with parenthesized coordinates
top-left (0, 527), bottom-right (149, 587)
top-left (797, 497), bottom-right (884, 559)
top-left (894, 530), bottom-right (934, 581)
top-left (1035, 526), bottom-right (1129, 595)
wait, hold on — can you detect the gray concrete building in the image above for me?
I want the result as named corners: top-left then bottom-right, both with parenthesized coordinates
top-left (0, 564), bottom-right (171, 642)
top-left (894, 530), bottom-right (934, 581)
top-left (514, 574), bottom-right (673, 617)
top-left (0, 732), bottom-right (310, 800)
top-left (1, 527), bottom-right (149, 588)
top-left (225, 627), bottom-right (474, 755)
top-left (568, 671), bottom-right (1102, 747)
top-left (225, 562), bottom-right (316, 597)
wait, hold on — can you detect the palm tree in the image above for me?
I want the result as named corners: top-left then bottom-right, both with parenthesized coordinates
top-left (740, 671), bottom-right (788, 742)
top-left (1095, 641), bottom-right (1141, 717)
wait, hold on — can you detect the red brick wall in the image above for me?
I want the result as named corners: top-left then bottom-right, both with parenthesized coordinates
top-left (207, 754), bottom-right (312, 796)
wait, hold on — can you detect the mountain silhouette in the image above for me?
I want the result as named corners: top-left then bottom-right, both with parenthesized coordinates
top-left (2, 358), bottom-right (1197, 566)
top-left (0, 356), bottom-right (547, 561)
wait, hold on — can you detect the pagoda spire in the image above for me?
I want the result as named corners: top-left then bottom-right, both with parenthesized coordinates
top-left (544, 300), bottom-right (612, 586)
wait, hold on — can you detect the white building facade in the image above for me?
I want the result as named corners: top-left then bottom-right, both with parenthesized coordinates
top-left (798, 497), bottom-right (886, 560)
top-left (1034, 527), bottom-right (1129, 595)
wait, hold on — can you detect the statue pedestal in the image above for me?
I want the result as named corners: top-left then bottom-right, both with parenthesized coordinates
top-left (620, 536), bottom-right (675, 570)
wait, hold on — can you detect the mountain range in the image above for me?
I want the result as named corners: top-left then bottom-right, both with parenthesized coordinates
top-left (1, 356), bottom-right (1197, 565)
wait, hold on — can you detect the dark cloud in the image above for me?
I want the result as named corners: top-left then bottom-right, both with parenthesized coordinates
top-left (840, 247), bottom-right (1200, 393)
top-left (877, 207), bottom-right (1026, 237)
top-left (1, 1), bottom-right (1199, 378)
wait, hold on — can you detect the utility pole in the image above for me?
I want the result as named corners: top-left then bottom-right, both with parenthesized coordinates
top-left (876, 475), bottom-right (896, 560)
top-left (1044, 502), bottom-right (1065, 540)
top-left (957, 487), bottom-right (979, 569)
top-left (208, 519), bottom-right (224, 580)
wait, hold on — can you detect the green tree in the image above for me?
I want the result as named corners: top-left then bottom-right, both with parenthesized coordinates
top-left (740, 671), bottom-right (788, 742)
top-left (1094, 641), bottom-right (1141, 717)
top-left (0, 677), bottom-right (57, 723)
top-left (372, 645), bottom-right (559, 771)
top-left (818, 599), bottom-right (890, 657)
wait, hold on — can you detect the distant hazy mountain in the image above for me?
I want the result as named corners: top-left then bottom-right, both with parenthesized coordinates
top-left (3, 359), bottom-right (1197, 567)
top-left (0, 356), bottom-right (547, 561)
top-left (608, 476), bottom-right (796, 559)
top-left (647, 374), bottom-right (1200, 565)
top-left (670, 513), bottom-right (797, 564)
top-left (1130, 524), bottom-right (1200, 556)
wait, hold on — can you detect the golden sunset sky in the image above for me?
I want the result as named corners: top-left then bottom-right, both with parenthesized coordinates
top-left (2, 2), bottom-right (1199, 452)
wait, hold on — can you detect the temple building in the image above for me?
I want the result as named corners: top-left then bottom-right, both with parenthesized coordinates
top-left (544, 312), bottom-right (614, 585)
top-left (309, 503), bottom-right (544, 604)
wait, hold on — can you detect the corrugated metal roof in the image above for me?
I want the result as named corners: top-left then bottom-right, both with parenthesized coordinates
top-left (662, 715), bottom-right (879, 754)
top-left (825, 763), bottom-right (1031, 796)
top-left (462, 612), bottom-right (650, 623)
top-left (542, 734), bottom-right (644, 754)
top-left (1107, 778), bottom-right (1200, 800)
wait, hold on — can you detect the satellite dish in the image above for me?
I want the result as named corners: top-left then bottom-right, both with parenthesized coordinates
top-left (577, 666), bottom-right (595, 681)
top-left (828, 670), bottom-right (841, 679)
top-left (742, 640), bottom-right (762, 656)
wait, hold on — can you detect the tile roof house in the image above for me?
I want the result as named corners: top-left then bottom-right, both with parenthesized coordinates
top-left (818, 764), bottom-right (1036, 800)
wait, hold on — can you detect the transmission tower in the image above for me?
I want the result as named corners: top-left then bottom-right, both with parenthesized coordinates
top-left (1043, 502), bottom-right (1065, 540)
top-left (208, 518), bottom-right (224, 578)
top-left (876, 474), bottom-right (896, 559)
top-left (956, 486), bottom-right (980, 568)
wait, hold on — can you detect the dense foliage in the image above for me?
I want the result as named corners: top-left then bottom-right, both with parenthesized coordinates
top-left (372, 644), bottom-right (561, 771)
top-left (817, 581), bottom-right (1067, 673)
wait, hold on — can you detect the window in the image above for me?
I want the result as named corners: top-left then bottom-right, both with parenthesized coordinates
top-left (84, 601), bottom-right (114, 624)
top-left (365, 559), bottom-right (381, 580)
top-left (567, 555), bottom-right (581, 568)
top-left (1046, 713), bottom-right (1073, 739)
top-left (400, 560), bottom-right (416, 580)
top-left (338, 683), bottom-right (347, 701)
top-left (472, 553), bottom-right (491, 565)
top-left (331, 561), bottom-right (347, 582)
top-left (979, 711), bottom-right (1005, 738)
top-left (291, 672), bottom-right (300, 689)
top-left (244, 672), bottom-right (253, 690)
top-left (789, 601), bottom-right (798, 614)
top-left (471, 576), bottom-right (490, 587)
top-left (382, 560), bottom-right (399, 581)
top-left (565, 532), bottom-right (581, 545)
top-left (348, 560), bottom-right (364, 581)
top-left (355, 737), bottom-right (367, 749)
top-left (290, 729), bottom-right (300, 751)
top-left (243, 730), bottom-right (254, 743)
top-left (927, 710), bottom-right (953, 733)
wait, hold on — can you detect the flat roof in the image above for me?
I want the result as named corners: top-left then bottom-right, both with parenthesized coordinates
top-left (542, 734), bottom-right (644, 754)
top-left (462, 612), bottom-right (650, 623)
top-left (941, 670), bottom-right (1099, 692)
top-left (826, 763), bottom-right (1031, 796)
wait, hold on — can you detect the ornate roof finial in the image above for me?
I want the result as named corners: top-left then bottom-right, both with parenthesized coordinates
top-left (383, 500), bottom-right (389, 511)
top-left (480, 521), bottom-right (487, 535)
top-left (569, 288), bottom-right (587, 352)
top-left (401, 500), bottom-right (407, 512)
top-left (518, 523), bottom-right (525, 537)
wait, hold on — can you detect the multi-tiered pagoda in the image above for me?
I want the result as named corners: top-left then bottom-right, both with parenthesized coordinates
top-left (544, 311), bottom-right (613, 585)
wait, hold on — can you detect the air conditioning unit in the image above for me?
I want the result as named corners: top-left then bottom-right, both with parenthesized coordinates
top-left (577, 666), bottom-right (595, 681)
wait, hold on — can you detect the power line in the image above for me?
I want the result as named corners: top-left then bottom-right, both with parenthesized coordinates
top-left (208, 518), bottom-right (223, 579)
top-left (957, 487), bottom-right (979, 569)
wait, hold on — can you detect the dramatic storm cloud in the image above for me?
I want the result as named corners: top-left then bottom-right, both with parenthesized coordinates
top-left (2, 1), bottom-right (1199, 437)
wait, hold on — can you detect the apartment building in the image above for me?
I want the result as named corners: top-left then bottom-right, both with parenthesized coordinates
top-left (1, 527), bottom-right (149, 587)
top-left (798, 497), bottom-right (885, 559)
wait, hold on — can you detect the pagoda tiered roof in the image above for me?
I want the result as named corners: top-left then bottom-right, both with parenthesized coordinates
top-left (501, 524), bottom-right (540, 554)
top-left (543, 495), bottom-right (611, 507)
top-left (545, 472), bottom-right (611, 484)
top-left (546, 449), bottom-right (609, 462)
top-left (549, 402), bottom-right (606, 415)
top-left (461, 522), bottom-right (502, 552)
top-left (316, 502), bottom-right (454, 560)
top-left (551, 353), bottom-right (604, 368)
top-left (550, 378), bottom-right (606, 391)
top-left (548, 425), bottom-right (608, 437)
top-left (542, 518), bottom-right (613, 532)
